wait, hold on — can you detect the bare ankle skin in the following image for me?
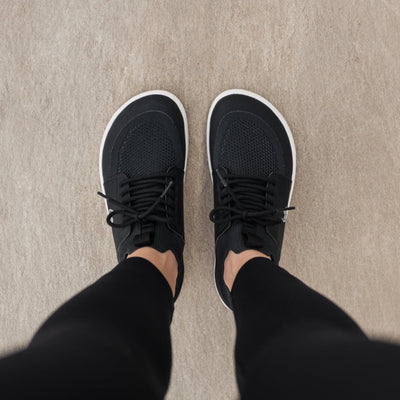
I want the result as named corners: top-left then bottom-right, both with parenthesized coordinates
top-left (127, 247), bottom-right (178, 296)
top-left (224, 250), bottom-right (271, 291)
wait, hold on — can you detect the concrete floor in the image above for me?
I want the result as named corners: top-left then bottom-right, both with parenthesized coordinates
top-left (1, 1), bottom-right (399, 398)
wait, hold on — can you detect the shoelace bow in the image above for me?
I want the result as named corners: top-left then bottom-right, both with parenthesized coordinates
top-left (97, 174), bottom-right (175, 229)
top-left (209, 168), bottom-right (294, 226)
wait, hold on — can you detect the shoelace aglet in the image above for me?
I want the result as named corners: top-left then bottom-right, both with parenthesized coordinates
top-left (284, 206), bottom-right (295, 211)
top-left (160, 181), bottom-right (173, 198)
top-left (216, 169), bottom-right (228, 187)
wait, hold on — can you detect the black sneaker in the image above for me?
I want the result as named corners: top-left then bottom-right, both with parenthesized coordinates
top-left (98, 90), bottom-right (188, 300)
top-left (207, 89), bottom-right (296, 309)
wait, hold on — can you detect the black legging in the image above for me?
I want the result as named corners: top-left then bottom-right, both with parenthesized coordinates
top-left (0, 257), bottom-right (399, 399)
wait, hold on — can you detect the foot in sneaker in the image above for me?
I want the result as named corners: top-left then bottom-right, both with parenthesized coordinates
top-left (98, 90), bottom-right (188, 300)
top-left (207, 89), bottom-right (296, 309)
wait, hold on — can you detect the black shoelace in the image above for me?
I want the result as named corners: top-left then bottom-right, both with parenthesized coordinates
top-left (209, 168), bottom-right (294, 226)
top-left (97, 174), bottom-right (175, 229)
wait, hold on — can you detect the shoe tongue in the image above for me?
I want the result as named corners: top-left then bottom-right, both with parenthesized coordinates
top-left (220, 220), bottom-right (279, 262)
top-left (122, 219), bottom-right (174, 255)
top-left (133, 221), bottom-right (155, 246)
top-left (242, 222), bottom-right (266, 248)
top-left (119, 221), bottom-right (156, 260)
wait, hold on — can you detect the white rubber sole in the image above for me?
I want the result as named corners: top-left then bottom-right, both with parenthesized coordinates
top-left (98, 90), bottom-right (189, 212)
top-left (206, 89), bottom-right (297, 309)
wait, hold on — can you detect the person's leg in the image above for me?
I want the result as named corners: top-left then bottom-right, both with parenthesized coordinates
top-left (0, 252), bottom-right (174, 399)
top-left (0, 90), bottom-right (188, 399)
top-left (207, 90), bottom-right (400, 399)
top-left (231, 254), bottom-right (400, 400)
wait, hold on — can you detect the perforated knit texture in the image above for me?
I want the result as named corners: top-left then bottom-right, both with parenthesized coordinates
top-left (218, 119), bottom-right (278, 175)
top-left (118, 118), bottom-right (176, 178)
